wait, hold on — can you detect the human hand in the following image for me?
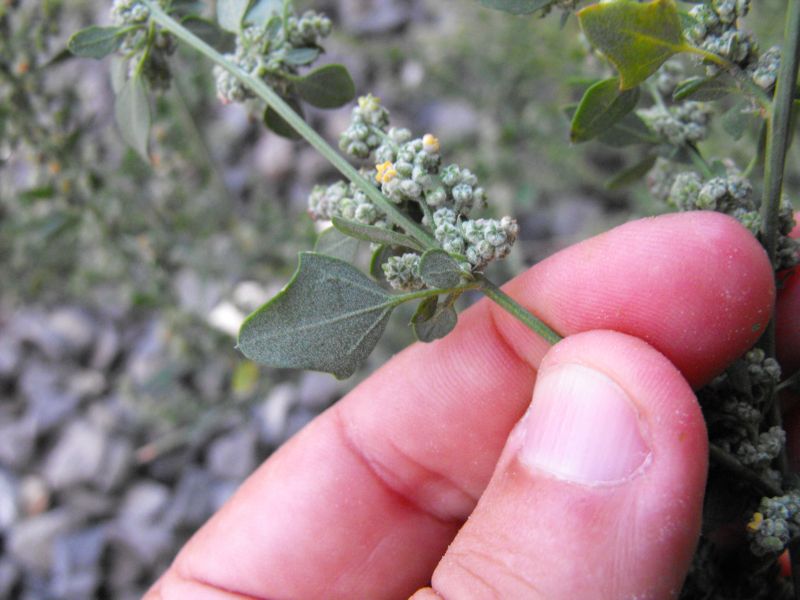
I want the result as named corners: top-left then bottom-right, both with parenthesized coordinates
top-left (146, 211), bottom-right (799, 599)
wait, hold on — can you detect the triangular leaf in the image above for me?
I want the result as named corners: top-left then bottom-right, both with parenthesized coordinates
top-left (314, 227), bottom-right (361, 262)
top-left (478, 0), bottom-right (553, 15)
top-left (238, 253), bottom-right (397, 379)
top-left (331, 217), bottom-right (425, 252)
top-left (68, 25), bottom-right (124, 59)
top-left (578, 0), bottom-right (687, 90)
top-left (245, 0), bottom-right (283, 26)
top-left (570, 77), bottom-right (640, 143)
top-left (285, 47), bottom-right (321, 66)
top-left (411, 296), bottom-right (458, 342)
top-left (264, 95), bottom-right (304, 139)
top-left (217, 0), bottom-right (250, 33)
top-left (294, 64), bottom-right (355, 109)
top-left (114, 75), bottom-right (151, 162)
top-left (418, 249), bottom-right (464, 289)
top-left (673, 74), bottom-right (736, 102)
top-left (605, 154), bottom-right (657, 189)
top-left (722, 99), bottom-right (759, 141)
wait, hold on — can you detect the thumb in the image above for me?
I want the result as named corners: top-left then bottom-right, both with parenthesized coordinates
top-left (412, 330), bottom-right (708, 599)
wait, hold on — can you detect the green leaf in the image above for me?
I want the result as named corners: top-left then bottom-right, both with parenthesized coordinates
top-left (238, 253), bottom-right (398, 378)
top-left (314, 226), bottom-right (361, 263)
top-left (114, 75), bottom-right (151, 162)
top-left (570, 77), bottom-right (640, 143)
top-left (418, 249), bottom-right (464, 289)
top-left (722, 99), bottom-right (759, 141)
top-left (411, 296), bottom-right (458, 342)
top-left (369, 245), bottom-right (393, 283)
top-left (331, 217), bottom-right (425, 252)
top-left (605, 154), bottom-right (657, 189)
top-left (217, 0), bottom-right (250, 33)
top-left (264, 95), bottom-right (304, 139)
top-left (285, 47), bottom-right (321, 66)
top-left (245, 0), bottom-right (283, 26)
top-left (564, 102), bottom-right (655, 146)
top-left (672, 74), bottom-right (736, 101)
top-left (68, 26), bottom-right (124, 59)
top-left (294, 64), bottom-right (355, 109)
top-left (578, 0), bottom-right (687, 90)
top-left (181, 16), bottom-right (227, 47)
top-left (478, 0), bottom-right (553, 15)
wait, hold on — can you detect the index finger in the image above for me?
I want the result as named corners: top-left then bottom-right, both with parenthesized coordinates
top-left (148, 212), bottom-right (774, 600)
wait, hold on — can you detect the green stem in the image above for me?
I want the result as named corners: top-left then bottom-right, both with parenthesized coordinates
top-left (761, 1), bottom-right (800, 274)
top-left (142, 0), bottom-right (437, 248)
top-left (142, 0), bottom-right (563, 346)
top-left (478, 275), bottom-right (562, 345)
top-left (709, 444), bottom-right (783, 497)
top-left (687, 144), bottom-right (713, 178)
top-left (761, 0), bottom-right (800, 482)
top-left (391, 283), bottom-right (480, 307)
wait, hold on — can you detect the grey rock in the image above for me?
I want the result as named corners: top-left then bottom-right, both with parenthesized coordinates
top-left (106, 545), bottom-right (146, 594)
top-left (90, 323), bottom-right (120, 370)
top-left (110, 519), bottom-right (173, 567)
top-left (193, 359), bottom-right (227, 400)
top-left (8, 509), bottom-right (80, 573)
top-left (61, 488), bottom-right (115, 518)
top-left (50, 526), bottom-right (107, 599)
top-left (162, 467), bottom-right (213, 529)
top-left (421, 100), bottom-right (479, 142)
top-left (19, 475), bottom-right (50, 517)
top-left (43, 419), bottom-right (107, 491)
top-left (0, 468), bottom-right (18, 530)
top-left (253, 383), bottom-right (297, 446)
top-left (0, 560), bottom-right (20, 600)
top-left (126, 319), bottom-right (168, 387)
top-left (285, 406), bottom-right (318, 440)
top-left (172, 269), bottom-right (225, 317)
top-left (210, 479), bottom-right (240, 512)
top-left (339, 0), bottom-right (411, 34)
top-left (0, 333), bottom-right (21, 379)
top-left (298, 371), bottom-right (340, 409)
top-left (7, 309), bottom-right (68, 361)
top-left (119, 480), bottom-right (170, 524)
top-left (94, 438), bottom-right (134, 493)
top-left (48, 307), bottom-right (96, 357)
top-left (207, 426), bottom-right (258, 480)
top-left (20, 361), bottom-right (80, 432)
top-left (0, 416), bottom-right (37, 470)
top-left (67, 369), bottom-right (107, 400)
top-left (254, 132), bottom-right (295, 181)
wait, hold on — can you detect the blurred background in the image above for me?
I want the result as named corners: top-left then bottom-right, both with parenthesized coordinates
top-left (0, 0), bottom-right (795, 598)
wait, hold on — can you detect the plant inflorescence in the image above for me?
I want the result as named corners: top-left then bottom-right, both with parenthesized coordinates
top-left (67, 0), bottom-right (800, 596)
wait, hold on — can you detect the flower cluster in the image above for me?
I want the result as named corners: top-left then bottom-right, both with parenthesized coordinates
top-left (308, 180), bottom-right (386, 228)
top-left (111, 0), bottom-right (175, 90)
top-left (703, 347), bottom-right (785, 490)
top-left (312, 95), bottom-right (518, 290)
top-left (688, 0), bottom-right (781, 90)
top-left (665, 164), bottom-right (798, 268)
top-left (747, 492), bottom-right (800, 556)
top-left (637, 101), bottom-right (712, 146)
top-left (215, 9), bottom-right (332, 104)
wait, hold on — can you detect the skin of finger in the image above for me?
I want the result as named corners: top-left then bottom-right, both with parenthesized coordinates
top-left (492, 212), bottom-right (774, 387)
top-left (147, 213), bottom-right (772, 600)
top-left (427, 331), bottom-right (707, 600)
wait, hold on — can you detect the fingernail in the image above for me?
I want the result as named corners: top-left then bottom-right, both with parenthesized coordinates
top-left (519, 363), bottom-right (651, 485)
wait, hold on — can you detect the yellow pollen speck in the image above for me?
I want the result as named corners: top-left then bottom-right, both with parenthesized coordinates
top-left (422, 133), bottom-right (440, 153)
top-left (359, 94), bottom-right (381, 111)
top-left (375, 161), bottom-right (397, 184)
top-left (747, 512), bottom-right (764, 533)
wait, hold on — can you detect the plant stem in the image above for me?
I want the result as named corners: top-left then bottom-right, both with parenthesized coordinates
top-left (142, 0), bottom-right (564, 345)
top-left (478, 276), bottom-right (562, 345)
top-left (760, 0), bottom-right (800, 482)
top-left (709, 444), bottom-right (782, 497)
top-left (142, 0), bottom-right (437, 248)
